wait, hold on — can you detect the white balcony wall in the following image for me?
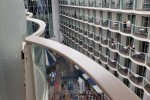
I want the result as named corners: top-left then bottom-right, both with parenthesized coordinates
top-left (136, 0), bottom-right (143, 10)
top-left (135, 15), bottom-right (142, 26)
top-left (146, 70), bottom-right (150, 82)
top-left (129, 83), bottom-right (136, 92)
top-left (118, 75), bottom-right (124, 81)
top-left (103, 11), bottom-right (108, 19)
top-left (133, 39), bottom-right (139, 50)
top-left (121, 35), bottom-right (127, 45)
top-left (120, 56), bottom-right (125, 65)
top-left (130, 63), bottom-right (137, 73)
top-left (143, 92), bottom-right (150, 100)
top-left (112, 13), bottom-right (116, 21)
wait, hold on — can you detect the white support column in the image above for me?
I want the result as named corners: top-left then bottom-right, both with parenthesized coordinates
top-left (24, 44), bottom-right (36, 100)
top-left (51, 0), bottom-right (60, 42)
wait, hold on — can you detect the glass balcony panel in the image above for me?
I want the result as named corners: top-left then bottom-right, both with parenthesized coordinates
top-left (79, 28), bottom-right (83, 33)
top-left (118, 64), bottom-right (128, 76)
top-left (88, 32), bottom-right (94, 39)
top-left (101, 36), bottom-right (108, 45)
top-left (110, 20), bottom-right (119, 30)
top-left (144, 83), bottom-right (150, 94)
top-left (88, 16), bottom-right (94, 23)
top-left (146, 55), bottom-right (150, 67)
top-left (83, 0), bottom-right (88, 6)
top-left (94, 50), bottom-right (99, 57)
top-left (95, 0), bottom-right (102, 7)
top-left (94, 17), bottom-right (101, 25)
top-left (75, 38), bottom-right (79, 43)
top-left (111, 0), bottom-right (120, 9)
top-left (79, 14), bottom-right (83, 20)
top-left (79, 40), bottom-right (83, 46)
top-left (109, 39), bottom-right (118, 50)
top-left (132, 25), bottom-right (149, 39)
top-left (118, 43), bottom-right (130, 55)
top-left (122, 0), bottom-right (134, 10)
top-left (83, 30), bottom-right (88, 36)
top-left (76, 13), bottom-right (79, 19)
top-left (88, 45), bottom-right (93, 53)
top-left (75, 26), bottom-right (79, 31)
top-left (102, 0), bottom-right (109, 8)
top-left (108, 58), bottom-right (117, 69)
top-left (100, 53), bottom-right (107, 62)
top-left (130, 49), bottom-right (146, 63)
top-left (83, 43), bottom-right (88, 49)
top-left (129, 74), bottom-right (143, 86)
top-left (101, 19), bottom-right (109, 27)
top-left (89, 0), bottom-right (94, 7)
top-left (120, 22), bottom-right (132, 34)
top-left (94, 34), bottom-right (100, 41)
top-left (136, 0), bottom-right (150, 11)
top-left (76, 0), bottom-right (79, 6)
top-left (31, 44), bottom-right (46, 100)
top-left (83, 15), bottom-right (88, 21)
top-left (79, 1), bottom-right (83, 6)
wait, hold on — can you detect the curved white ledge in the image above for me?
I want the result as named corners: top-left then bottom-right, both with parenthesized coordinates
top-left (26, 12), bottom-right (33, 18)
top-left (25, 18), bottom-right (140, 100)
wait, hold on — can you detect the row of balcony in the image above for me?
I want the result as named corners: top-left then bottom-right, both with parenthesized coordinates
top-left (60, 13), bottom-right (150, 41)
top-left (60, 23), bottom-right (150, 68)
top-left (59, 0), bottom-right (150, 11)
top-left (62, 34), bottom-right (150, 96)
top-left (64, 34), bottom-right (150, 94)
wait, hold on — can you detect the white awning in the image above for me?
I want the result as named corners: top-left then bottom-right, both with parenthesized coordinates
top-left (93, 85), bottom-right (103, 94)
top-left (82, 74), bottom-right (89, 80)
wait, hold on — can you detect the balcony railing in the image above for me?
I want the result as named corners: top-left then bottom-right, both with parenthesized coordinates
top-left (135, 0), bottom-right (150, 11)
top-left (108, 58), bottom-right (117, 69)
top-left (94, 49), bottom-right (100, 57)
top-left (117, 64), bottom-right (129, 77)
top-left (83, 15), bottom-right (88, 21)
top-left (102, 0), bottom-right (109, 8)
top-left (83, 29), bottom-right (88, 36)
top-left (101, 19), bottom-right (109, 27)
top-left (94, 33), bottom-right (100, 41)
top-left (119, 22), bottom-right (132, 34)
top-left (122, 0), bottom-right (134, 10)
top-left (88, 16), bottom-right (94, 23)
top-left (108, 39), bottom-right (118, 50)
top-left (111, 0), bottom-right (120, 9)
top-left (88, 31), bottom-right (94, 39)
top-left (83, 43), bottom-right (88, 49)
top-left (118, 42), bottom-right (129, 56)
top-left (132, 25), bottom-right (149, 39)
top-left (129, 72), bottom-right (144, 87)
top-left (89, 1), bottom-right (94, 7)
top-left (100, 36), bottom-right (108, 46)
top-left (94, 17), bottom-right (101, 25)
top-left (79, 39), bottom-right (83, 46)
top-left (130, 48), bottom-right (146, 64)
top-left (100, 53), bottom-right (108, 63)
top-left (110, 20), bottom-right (119, 30)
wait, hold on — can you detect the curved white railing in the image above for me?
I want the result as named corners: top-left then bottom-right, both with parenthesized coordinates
top-left (25, 16), bottom-right (140, 100)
